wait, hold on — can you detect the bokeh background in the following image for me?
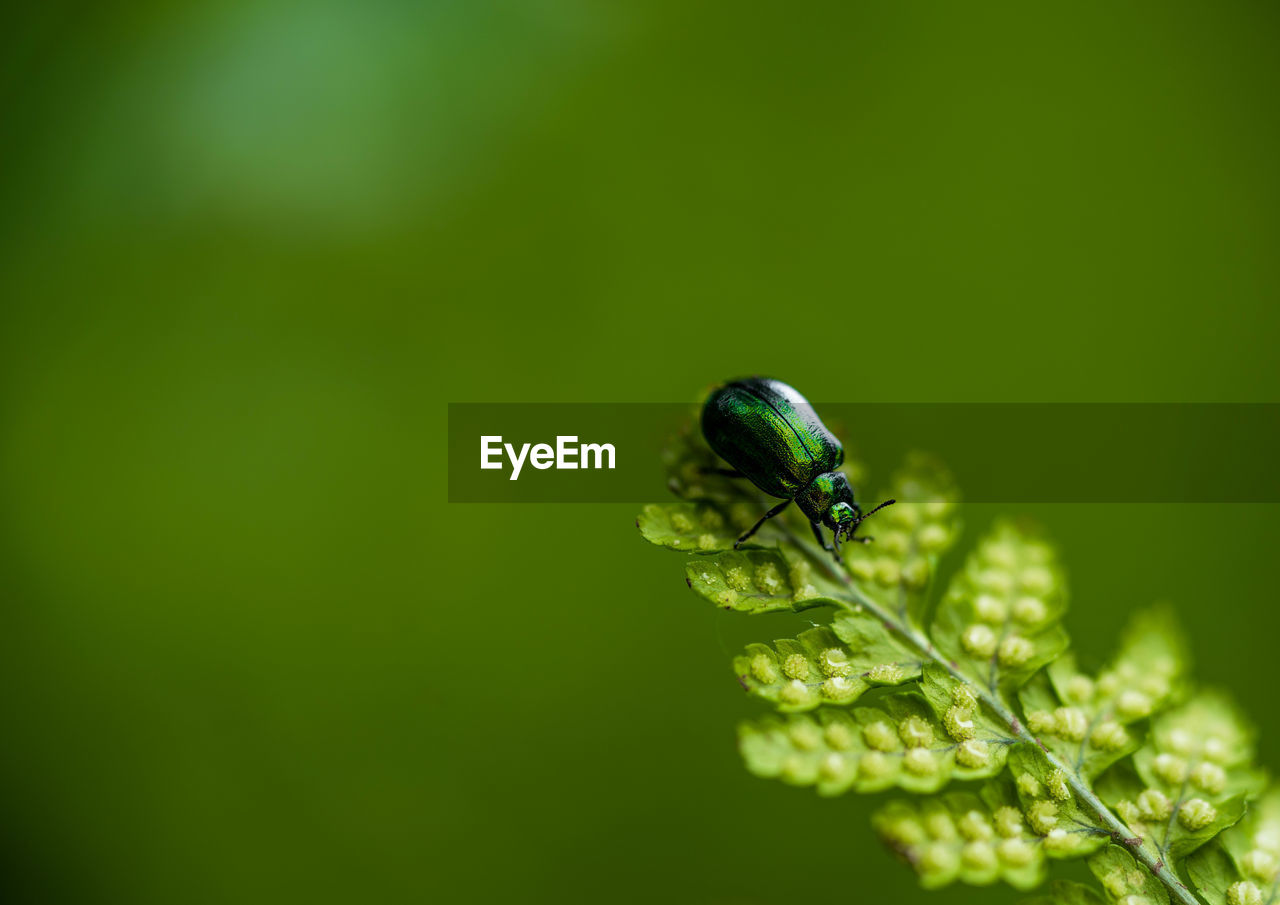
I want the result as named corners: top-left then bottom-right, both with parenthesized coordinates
top-left (3, 1), bottom-right (1279, 903)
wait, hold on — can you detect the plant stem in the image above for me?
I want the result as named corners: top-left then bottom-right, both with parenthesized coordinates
top-left (802, 544), bottom-right (1201, 905)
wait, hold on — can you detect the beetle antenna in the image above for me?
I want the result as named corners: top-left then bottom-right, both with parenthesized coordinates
top-left (855, 498), bottom-right (896, 525)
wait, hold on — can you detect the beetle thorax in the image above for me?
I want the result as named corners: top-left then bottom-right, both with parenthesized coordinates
top-left (795, 471), bottom-right (856, 527)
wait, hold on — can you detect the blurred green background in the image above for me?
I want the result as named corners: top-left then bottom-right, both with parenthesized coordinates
top-left (3, 1), bottom-right (1279, 902)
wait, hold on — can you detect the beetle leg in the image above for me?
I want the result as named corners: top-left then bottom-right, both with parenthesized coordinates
top-left (734, 499), bottom-right (791, 548)
top-left (809, 521), bottom-right (844, 563)
top-left (843, 522), bottom-right (874, 544)
top-left (810, 521), bottom-right (832, 551)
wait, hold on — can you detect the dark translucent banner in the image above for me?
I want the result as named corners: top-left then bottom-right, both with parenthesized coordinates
top-left (447, 403), bottom-right (1280, 503)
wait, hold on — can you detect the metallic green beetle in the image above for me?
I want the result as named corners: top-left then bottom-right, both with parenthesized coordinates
top-left (701, 377), bottom-right (894, 562)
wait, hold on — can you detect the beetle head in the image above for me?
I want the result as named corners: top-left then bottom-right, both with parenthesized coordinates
top-left (798, 472), bottom-right (896, 544)
top-left (827, 501), bottom-right (859, 537)
top-left (828, 498), bottom-right (896, 543)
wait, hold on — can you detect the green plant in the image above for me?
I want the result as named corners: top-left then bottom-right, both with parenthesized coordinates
top-left (638, 430), bottom-right (1274, 905)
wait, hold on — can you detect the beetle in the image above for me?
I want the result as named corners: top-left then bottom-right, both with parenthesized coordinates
top-left (700, 377), bottom-right (894, 562)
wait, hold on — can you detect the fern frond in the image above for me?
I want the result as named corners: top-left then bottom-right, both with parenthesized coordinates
top-left (640, 432), bottom-right (1267, 905)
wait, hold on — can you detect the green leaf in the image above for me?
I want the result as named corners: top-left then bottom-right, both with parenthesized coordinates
top-left (739, 689), bottom-right (1003, 797)
top-left (1187, 843), bottom-right (1243, 905)
top-left (830, 607), bottom-right (925, 682)
top-left (1099, 691), bottom-right (1263, 861)
top-left (1186, 787), bottom-right (1280, 905)
top-left (1091, 605), bottom-right (1190, 709)
top-left (1139, 691), bottom-right (1259, 785)
top-left (875, 781), bottom-right (1048, 890)
top-left (1019, 606), bottom-right (1189, 779)
top-left (734, 615), bottom-right (922, 712)
top-left (842, 453), bottom-right (960, 630)
top-left (917, 663), bottom-right (1015, 778)
top-left (684, 548), bottom-right (838, 614)
top-left (1021, 880), bottom-right (1107, 905)
top-left (637, 501), bottom-right (739, 553)
top-left (1016, 607), bottom-right (1186, 786)
top-left (1007, 744), bottom-right (1110, 860)
top-left (734, 627), bottom-right (872, 712)
top-left (931, 520), bottom-right (1069, 700)
top-left (1019, 669), bottom-right (1141, 781)
top-left (1097, 763), bottom-right (1250, 864)
top-left (1219, 788), bottom-right (1280, 880)
top-left (737, 708), bottom-right (867, 797)
top-left (1088, 845), bottom-right (1171, 904)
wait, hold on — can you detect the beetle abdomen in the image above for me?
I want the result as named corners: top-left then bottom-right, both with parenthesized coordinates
top-left (700, 378), bottom-right (843, 499)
